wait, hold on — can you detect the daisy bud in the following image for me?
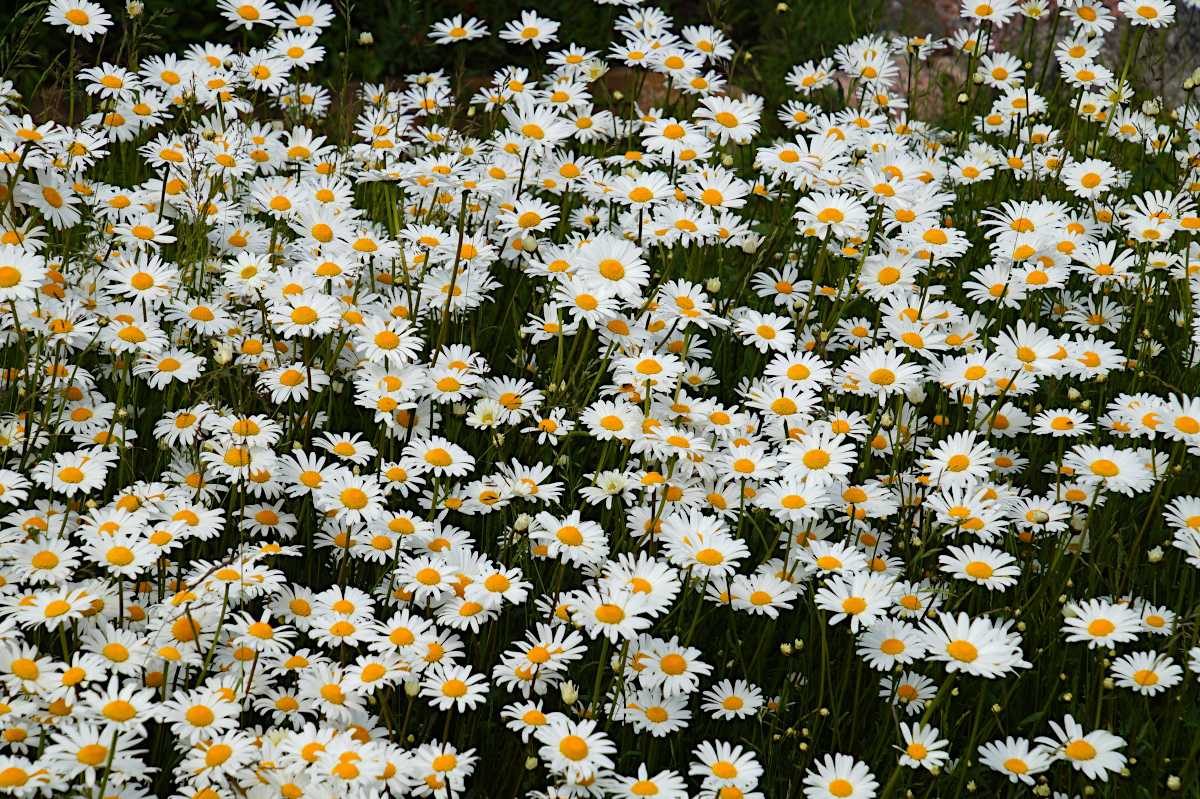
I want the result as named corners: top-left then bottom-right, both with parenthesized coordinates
top-left (271, 119), bottom-right (285, 131)
top-left (780, 642), bottom-right (793, 656)
top-left (555, 454), bottom-right (570, 467)
top-left (1034, 786), bottom-right (1051, 797)
top-left (126, 0), bottom-right (143, 16)
top-left (706, 277), bottom-right (721, 293)
top-left (560, 681), bottom-right (579, 704)
top-left (1067, 387), bottom-right (1082, 401)
top-left (972, 73), bottom-right (984, 84)
top-left (1017, 621), bottom-right (1026, 632)
top-left (799, 742), bottom-right (808, 751)
top-left (1031, 510), bottom-right (1049, 524)
top-left (404, 680), bottom-right (419, 697)
top-left (773, 734), bottom-right (781, 741)
top-left (965, 780), bottom-right (974, 792)
top-left (358, 31), bottom-right (374, 45)
top-left (1103, 677), bottom-right (1115, 689)
top-left (905, 385), bottom-right (927, 403)
top-left (492, 433), bottom-right (505, 448)
top-left (1148, 546), bottom-right (1164, 563)
top-left (453, 402), bottom-right (468, 416)
top-left (776, 2), bottom-right (790, 10)
top-left (1070, 515), bottom-right (1086, 531)
top-left (1078, 400), bottom-right (1091, 411)
top-left (332, 381), bottom-right (344, 394)
top-left (222, 59), bottom-right (234, 69)
top-left (213, 342), bottom-right (233, 365)
top-left (513, 513), bottom-right (532, 532)
top-left (957, 93), bottom-right (969, 104)
top-left (879, 412), bottom-right (893, 429)
top-left (613, 91), bottom-right (625, 101)
top-left (158, 439), bottom-right (170, 451)
top-left (818, 707), bottom-right (829, 716)
top-left (1061, 692), bottom-right (1072, 701)
top-left (1167, 776), bottom-right (1182, 791)
top-left (525, 757), bottom-right (539, 771)
top-left (85, 499), bottom-right (98, 509)
top-left (1142, 100), bottom-right (1160, 115)
top-left (521, 235), bottom-right (539, 252)
top-left (467, 106), bottom-right (476, 117)
top-left (1084, 789), bottom-right (1095, 797)
top-left (721, 154), bottom-right (735, 167)
top-left (794, 638), bottom-right (803, 651)
top-left (202, 127), bottom-right (217, 140)
top-left (932, 766), bottom-right (942, 776)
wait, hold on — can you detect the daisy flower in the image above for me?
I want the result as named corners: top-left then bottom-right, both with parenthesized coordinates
top-left (45, 0), bottom-right (112, 41)
top-left (802, 753), bottom-right (879, 799)
top-left (430, 14), bottom-right (489, 44)
top-left (1110, 651), bottom-right (1182, 696)
top-left (896, 722), bottom-right (950, 771)
top-left (1036, 714), bottom-right (1127, 781)
top-left (499, 10), bottom-right (560, 48)
top-left (977, 736), bottom-right (1054, 784)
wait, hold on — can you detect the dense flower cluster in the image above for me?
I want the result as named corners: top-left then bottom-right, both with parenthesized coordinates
top-left (2, 0), bottom-right (1200, 797)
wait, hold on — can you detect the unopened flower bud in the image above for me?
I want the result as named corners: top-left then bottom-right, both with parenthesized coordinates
top-left (126, 0), bottom-right (144, 16)
top-left (560, 681), bottom-right (579, 704)
top-left (404, 680), bottom-right (419, 697)
top-left (1148, 546), bottom-right (1164, 563)
top-left (776, 2), bottom-right (790, 10)
top-left (521, 235), bottom-right (539, 252)
top-left (706, 277), bottom-right (721, 293)
top-left (957, 92), bottom-right (969, 104)
top-left (1167, 775), bottom-right (1182, 791)
top-left (358, 31), bottom-right (374, 46)
top-left (526, 757), bottom-right (539, 771)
